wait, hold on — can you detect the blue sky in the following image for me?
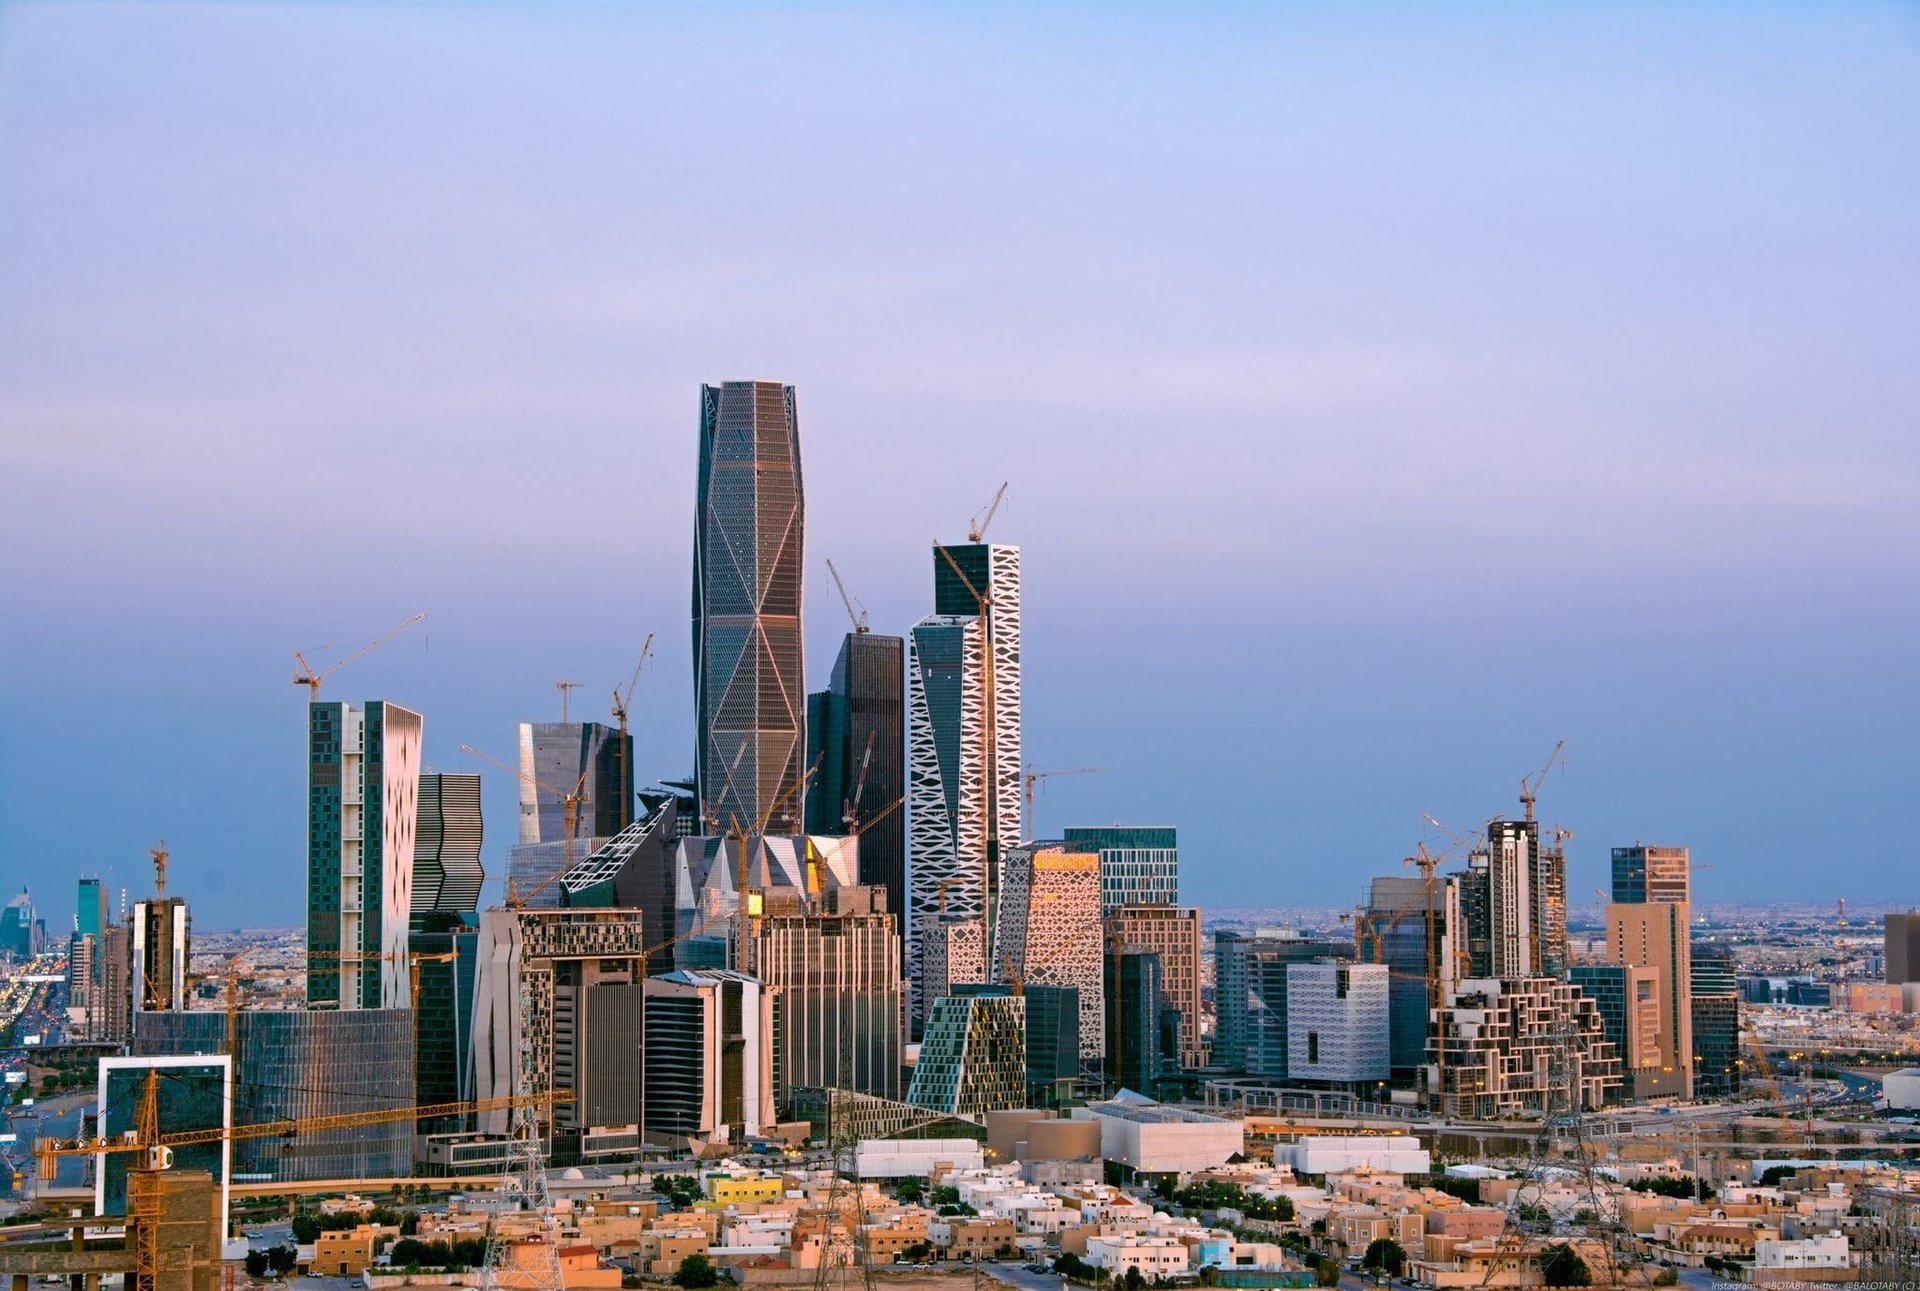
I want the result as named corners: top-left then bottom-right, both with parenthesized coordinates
top-left (2, 3), bottom-right (1916, 931)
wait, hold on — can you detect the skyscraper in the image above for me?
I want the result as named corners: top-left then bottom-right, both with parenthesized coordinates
top-left (76, 877), bottom-right (106, 964)
top-left (413, 773), bottom-right (484, 922)
top-left (805, 630), bottom-right (906, 928)
top-left (693, 380), bottom-right (806, 838)
top-left (307, 700), bottom-right (422, 1010)
top-left (907, 541), bottom-right (1021, 1022)
top-left (1605, 899), bottom-right (1693, 1099)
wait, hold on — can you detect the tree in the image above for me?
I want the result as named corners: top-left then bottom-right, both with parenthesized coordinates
top-left (1362, 1239), bottom-right (1406, 1277)
top-left (673, 1254), bottom-right (720, 1289)
top-left (1055, 1253), bottom-right (1094, 1281)
top-left (1123, 1267), bottom-right (1145, 1291)
top-left (1539, 1244), bottom-right (1592, 1288)
top-left (1313, 1257), bottom-right (1341, 1288)
top-left (267, 1247), bottom-right (298, 1275)
top-left (244, 1251), bottom-right (269, 1279)
top-left (895, 1176), bottom-right (927, 1204)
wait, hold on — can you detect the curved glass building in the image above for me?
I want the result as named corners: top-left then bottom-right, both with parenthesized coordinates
top-left (134, 1008), bottom-right (415, 1180)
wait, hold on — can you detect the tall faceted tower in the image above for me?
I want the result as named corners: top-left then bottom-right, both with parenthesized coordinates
top-left (906, 541), bottom-right (1021, 1024)
top-left (307, 700), bottom-right (423, 1010)
top-left (693, 381), bottom-right (806, 838)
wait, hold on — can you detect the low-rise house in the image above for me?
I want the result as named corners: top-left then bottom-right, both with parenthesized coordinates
top-left (1085, 1234), bottom-right (1191, 1279)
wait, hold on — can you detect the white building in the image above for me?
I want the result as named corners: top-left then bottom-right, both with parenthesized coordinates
top-left (1085, 1235), bottom-right (1191, 1279)
top-left (1276, 1135), bottom-right (1430, 1177)
top-left (1882, 1067), bottom-right (1920, 1112)
top-left (854, 1137), bottom-right (984, 1179)
top-left (1285, 961), bottom-right (1390, 1086)
top-left (1072, 1095), bottom-right (1244, 1175)
top-left (1753, 1234), bottom-right (1854, 1271)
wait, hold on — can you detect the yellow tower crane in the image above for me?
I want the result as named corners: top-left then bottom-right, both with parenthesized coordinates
top-left (292, 612), bottom-right (427, 701)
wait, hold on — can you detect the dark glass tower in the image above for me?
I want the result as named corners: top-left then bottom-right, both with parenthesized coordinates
top-left (806, 631), bottom-right (906, 921)
top-left (693, 381), bottom-right (805, 837)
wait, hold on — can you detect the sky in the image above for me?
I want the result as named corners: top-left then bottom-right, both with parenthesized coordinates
top-left (2, 2), bottom-right (1917, 933)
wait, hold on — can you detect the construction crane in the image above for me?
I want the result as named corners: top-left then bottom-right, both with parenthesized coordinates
top-left (809, 796), bottom-right (904, 898)
top-left (726, 756), bottom-right (822, 974)
top-left (967, 481), bottom-right (1009, 543)
top-left (292, 612), bottom-right (427, 701)
top-left (553, 679), bottom-right (581, 723)
top-left (843, 731), bottom-right (877, 833)
top-left (1022, 766), bottom-right (1103, 837)
top-left (825, 559), bottom-right (869, 635)
top-left (1518, 738), bottom-right (1566, 825)
top-left (460, 744), bottom-right (590, 906)
top-left (610, 633), bottom-right (655, 832)
top-left (148, 839), bottom-right (168, 898)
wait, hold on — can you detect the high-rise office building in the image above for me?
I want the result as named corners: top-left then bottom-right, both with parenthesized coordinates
top-left (1568, 964), bottom-right (1659, 1105)
top-left (1886, 912), bottom-right (1920, 986)
top-left (1605, 899), bottom-right (1693, 1099)
top-left (307, 700), bottom-right (423, 1010)
top-left (805, 630), bottom-right (906, 930)
top-left (1063, 826), bottom-right (1178, 913)
top-left (1286, 961), bottom-right (1390, 1090)
top-left (752, 885), bottom-right (904, 1104)
top-left (642, 968), bottom-right (778, 1147)
top-left (1212, 930), bottom-right (1346, 1076)
top-left (906, 541), bottom-right (1021, 1023)
top-left (0, 889), bottom-right (37, 959)
top-left (1690, 940), bottom-right (1741, 1098)
top-left (413, 773), bottom-right (484, 923)
top-left (555, 799), bottom-right (680, 974)
top-left (132, 898), bottom-right (190, 1013)
top-left (1106, 949), bottom-right (1166, 1096)
top-left (1612, 846), bottom-right (1690, 905)
top-left (693, 380), bottom-right (806, 839)
top-left (1106, 905), bottom-right (1204, 1068)
top-left (907, 991), bottom-right (1027, 1117)
top-left (76, 877), bottom-right (106, 969)
top-left (995, 846), bottom-right (1103, 1059)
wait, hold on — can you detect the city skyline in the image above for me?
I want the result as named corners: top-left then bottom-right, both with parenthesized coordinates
top-left (4, 4), bottom-right (1918, 928)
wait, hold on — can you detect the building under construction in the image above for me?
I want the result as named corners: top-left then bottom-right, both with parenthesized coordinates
top-left (1427, 976), bottom-right (1622, 1119)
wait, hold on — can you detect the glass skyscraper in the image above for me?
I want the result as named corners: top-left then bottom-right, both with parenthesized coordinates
top-left (806, 630), bottom-right (906, 931)
top-left (693, 380), bottom-right (806, 838)
top-left (1064, 825), bottom-right (1178, 912)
